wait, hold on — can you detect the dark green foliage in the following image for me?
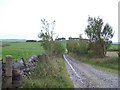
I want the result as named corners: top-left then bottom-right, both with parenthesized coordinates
top-left (53, 41), bottom-right (65, 56)
top-left (41, 41), bottom-right (65, 57)
top-left (67, 40), bottom-right (88, 55)
top-left (87, 50), bottom-right (94, 58)
top-left (78, 40), bottom-right (88, 55)
top-left (85, 16), bottom-right (114, 58)
top-left (41, 41), bottom-right (52, 55)
top-left (66, 40), bottom-right (78, 53)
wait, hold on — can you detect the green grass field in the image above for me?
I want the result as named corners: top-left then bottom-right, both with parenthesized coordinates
top-left (109, 44), bottom-right (120, 50)
top-left (2, 42), bottom-right (45, 60)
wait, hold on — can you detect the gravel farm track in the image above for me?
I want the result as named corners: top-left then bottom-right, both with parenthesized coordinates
top-left (63, 54), bottom-right (119, 88)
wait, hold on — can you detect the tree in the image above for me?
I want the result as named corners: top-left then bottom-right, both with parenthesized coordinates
top-left (38, 18), bottom-right (65, 57)
top-left (38, 18), bottom-right (56, 56)
top-left (85, 16), bottom-right (114, 57)
top-left (38, 18), bottom-right (55, 41)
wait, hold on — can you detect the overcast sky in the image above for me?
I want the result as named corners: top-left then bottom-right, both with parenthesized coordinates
top-left (0, 0), bottom-right (119, 42)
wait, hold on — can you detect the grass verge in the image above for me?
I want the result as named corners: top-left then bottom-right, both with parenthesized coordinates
top-left (91, 65), bottom-right (118, 76)
top-left (69, 53), bottom-right (118, 75)
top-left (21, 57), bottom-right (74, 88)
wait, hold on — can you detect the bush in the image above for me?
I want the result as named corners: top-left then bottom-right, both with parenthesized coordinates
top-left (78, 41), bottom-right (88, 55)
top-left (53, 41), bottom-right (65, 56)
top-left (87, 50), bottom-right (94, 58)
top-left (66, 40), bottom-right (88, 55)
top-left (66, 40), bottom-right (78, 53)
top-left (41, 41), bottom-right (65, 57)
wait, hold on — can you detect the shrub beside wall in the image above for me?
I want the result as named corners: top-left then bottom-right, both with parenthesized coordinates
top-left (66, 40), bottom-right (88, 56)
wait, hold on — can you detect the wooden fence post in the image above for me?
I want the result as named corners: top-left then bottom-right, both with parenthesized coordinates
top-left (0, 61), bottom-right (2, 90)
top-left (5, 55), bottom-right (13, 88)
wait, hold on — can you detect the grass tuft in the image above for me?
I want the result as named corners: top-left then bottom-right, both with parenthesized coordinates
top-left (21, 57), bottom-right (74, 88)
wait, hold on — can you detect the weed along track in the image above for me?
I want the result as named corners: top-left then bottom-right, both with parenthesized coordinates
top-left (63, 54), bottom-right (118, 88)
top-left (63, 55), bottom-right (84, 86)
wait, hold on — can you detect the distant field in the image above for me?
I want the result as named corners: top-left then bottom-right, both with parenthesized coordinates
top-left (1, 42), bottom-right (119, 61)
top-left (2, 42), bottom-right (45, 60)
top-left (109, 44), bottom-right (120, 50)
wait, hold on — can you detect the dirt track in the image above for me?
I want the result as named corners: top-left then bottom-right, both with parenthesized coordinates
top-left (63, 54), bottom-right (119, 88)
